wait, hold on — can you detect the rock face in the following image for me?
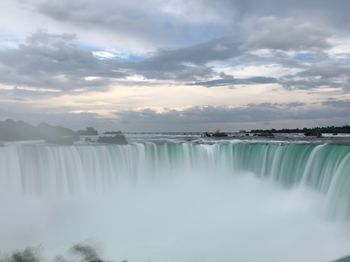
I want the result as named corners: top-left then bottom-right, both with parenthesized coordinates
top-left (203, 129), bottom-right (228, 138)
top-left (77, 127), bottom-right (99, 136)
top-left (97, 132), bottom-right (128, 145)
top-left (304, 130), bottom-right (322, 137)
top-left (254, 132), bottom-right (275, 138)
top-left (103, 131), bottom-right (124, 135)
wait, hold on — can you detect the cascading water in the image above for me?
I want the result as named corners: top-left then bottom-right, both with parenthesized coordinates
top-left (1, 142), bottom-right (350, 219)
top-left (1, 141), bottom-right (350, 261)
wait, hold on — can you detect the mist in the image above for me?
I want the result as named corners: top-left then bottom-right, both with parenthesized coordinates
top-left (1, 174), bottom-right (350, 262)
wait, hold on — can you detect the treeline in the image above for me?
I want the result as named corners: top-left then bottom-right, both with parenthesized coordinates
top-left (0, 119), bottom-right (79, 144)
top-left (251, 125), bottom-right (350, 134)
top-left (0, 119), bottom-right (127, 145)
top-left (0, 243), bottom-right (128, 262)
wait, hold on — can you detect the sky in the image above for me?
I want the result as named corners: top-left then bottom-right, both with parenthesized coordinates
top-left (0, 0), bottom-right (350, 131)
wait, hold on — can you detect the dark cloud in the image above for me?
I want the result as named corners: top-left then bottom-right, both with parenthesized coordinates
top-left (1, 100), bottom-right (348, 131)
top-left (36, 0), bottom-right (229, 48)
top-left (0, 30), bottom-right (126, 91)
top-left (127, 38), bottom-right (242, 81)
top-left (190, 74), bottom-right (277, 87)
top-left (0, 31), bottom-right (243, 90)
top-left (322, 99), bottom-right (350, 108)
top-left (197, 0), bottom-right (350, 29)
top-left (0, 30), bottom-right (260, 94)
top-left (0, 28), bottom-right (347, 95)
top-left (0, 108), bottom-right (118, 131)
top-left (280, 63), bottom-right (350, 90)
top-left (247, 17), bottom-right (332, 51)
top-left (115, 102), bottom-right (350, 125)
top-left (148, 38), bottom-right (241, 65)
top-left (0, 87), bottom-right (60, 99)
top-left (33, 0), bottom-right (340, 59)
top-left (35, 0), bottom-right (350, 40)
top-left (298, 63), bottom-right (350, 79)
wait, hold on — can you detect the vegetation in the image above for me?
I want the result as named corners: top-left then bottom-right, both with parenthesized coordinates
top-left (0, 119), bottom-right (127, 145)
top-left (0, 244), bottom-right (127, 262)
top-left (251, 125), bottom-right (350, 136)
top-left (0, 119), bottom-right (79, 144)
top-left (0, 247), bottom-right (41, 262)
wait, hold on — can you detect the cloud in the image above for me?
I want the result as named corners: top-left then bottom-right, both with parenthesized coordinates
top-left (322, 99), bottom-right (350, 108)
top-left (247, 17), bottom-right (332, 51)
top-left (0, 27), bottom-right (347, 99)
top-left (1, 100), bottom-right (349, 131)
top-left (35, 0), bottom-right (230, 49)
top-left (1, 0), bottom-right (350, 130)
top-left (32, 0), bottom-right (350, 54)
top-left (0, 31), bottom-right (244, 91)
top-left (190, 74), bottom-right (277, 87)
top-left (115, 102), bottom-right (350, 126)
top-left (0, 108), bottom-right (118, 131)
top-left (0, 30), bottom-right (129, 92)
top-left (280, 63), bottom-right (350, 90)
top-left (195, 0), bottom-right (350, 30)
top-left (126, 38), bottom-right (242, 81)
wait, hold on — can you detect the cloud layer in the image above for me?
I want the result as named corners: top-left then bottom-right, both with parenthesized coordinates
top-left (0, 0), bottom-right (350, 130)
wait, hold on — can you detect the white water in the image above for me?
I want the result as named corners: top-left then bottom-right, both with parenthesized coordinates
top-left (1, 142), bottom-right (350, 261)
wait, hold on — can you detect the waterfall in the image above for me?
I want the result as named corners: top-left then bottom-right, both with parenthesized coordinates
top-left (1, 142), bottom-right (350, 220)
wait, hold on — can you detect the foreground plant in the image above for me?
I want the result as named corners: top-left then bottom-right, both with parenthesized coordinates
top-left (0, 244), bottom-right (127, 262)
